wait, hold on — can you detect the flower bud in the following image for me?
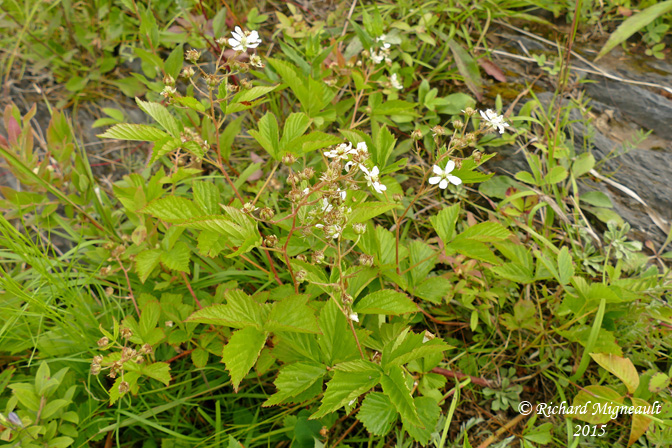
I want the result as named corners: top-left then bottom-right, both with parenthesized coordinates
top-left (296, 254), bottom-right (307, 262)
top-left (163, 75), bottom-right (175, 87)
top-left (242, 202), bottom-right (257, 214)
top-left (431, 125), bottom-right (446, 137)
top-left (120, 327), bottom-right (132, 340)
top-left (359, 254), bottom-right (374, 267)
top-left (452, 120), bottom-right (464, 130)
top-left (393, 194), bottom-right (403, 202)
top-left (90, 363), bottom-right (101, 375)
top-left (287, 173), bottom-right (301, 184)
top-left (301, 167), bottom-right (315, 179)
top-left (185, 49), bottom-right (201, 64)
top-left (264, 235), bottom-right (278, 248)
top-left (161, 86), bottom-right (177, 98)
top-left (204, 74), bottom-right (220, 89)
top-left (259, 207), bottom-right (275, 221)
top-left (411, 129), bottom-right (423, 140)
top-left (342, 293), bottom-right (353, 305)
top-left (311, 250), bottom-right (325, 264)
top-left (93, 355), bottom-right (104, 364)
top-left (288, 189), bottom-right (303, 203)
top-left (135, 355), bottom-right (145, 363)
top-left (105, 287), bottom-right (114, 296)
top-left (181, 66), bottom-right (195, 78)
top-left (118, 381), bottom-right (130, 394)
top-left (472, 150), bottom-right (482, 164)
top-left (295, 270), bottom-right (307, 283)
top-left (463, 107), bottom-right (475, 116)
top-left (97, 336), bottom-right (109, 347)
top-left (353, 223), bottom-right (366, 235)
top-left (140, 343), bottom-right (153, 355)
top-left (282, 153), bottom-right (296, 166)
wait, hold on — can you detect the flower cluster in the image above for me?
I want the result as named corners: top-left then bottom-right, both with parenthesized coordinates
top-left (479, 109), bottom-right (510, 134)
top-left (91, 330), bottom-right (154, 396)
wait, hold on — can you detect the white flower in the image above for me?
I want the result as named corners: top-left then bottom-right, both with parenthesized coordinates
top-left (344, 161), bottom-right (355, 172)
top-left (376, 34), bottom-right (391, 49)
top-left (349, 312), bottom-right (359, 322)
top-left (228, 26), bottom-right (262, 52)
top-left (390, 73), bottom-right (403, 90)
top-left (303, 187), bottom-right (310, 195)
top-left (479, 109), bottom-right (510, 134)
top-left (324, 142), bottom-right (353, 160)
top-left (322, 198), bottom-right (333, 213)
top-left (337, 188), bottom-right (347, 201)
top-left (428, 161), bottom-right (462, 189)
top-left (361, 165), bottom-right (387, 194)
top-left (369, 49), bottom-right (384, 64)
top-left (356, 142), bottom-right (368, 155)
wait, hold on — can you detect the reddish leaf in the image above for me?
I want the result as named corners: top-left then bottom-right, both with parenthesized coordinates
top-left (478, 59), bottom-right (507, 82)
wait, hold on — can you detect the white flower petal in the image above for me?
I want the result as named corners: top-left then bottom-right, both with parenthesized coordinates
top-left (428, 176), bottom-right (441, 185)
top-left (448, 175), bottom-right (462, 186)
top-left (439, 179), bottom-right (448, 189)
top-left (432, 165), bottom-right (443, 175)
top-left (349, 312), bottom-right (359, 322)
top-left (444, 160), bottom-right (455, 174)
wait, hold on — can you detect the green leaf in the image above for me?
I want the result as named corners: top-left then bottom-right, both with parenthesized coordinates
top-left (353, 290), bottom-right (417, 315)
top-left (448, 239), bottom-right (501, 264)
top-left (348, 202), bottom-right (397, 224)
top-left (491, 263), bottom-right (534, 284)
top-left (140, 300), bottom-right (161, 338)
top-left (136, 98), bottom-right (181, 137)
top-left (46, 436), bottom-right (74, 448)
top-left (373, 125), bottom-right (396, 168)
top-left (413, 276), bottom-right (451, 304)
top-left (233, 85), bottom-right (278, 103)
top-left (590, 353), bottom-right (640, 394)
top-left (456, 222), bottom-right (510, 242)
top-left (248, 112), bottom-right (280, 160)
top-left (285, 131), bottom-right (343, 155)
top-left (648, 372), bottom-right (670, 393)
top-left (572, 152), bottom-right (595, 178)
top-left (160, 241), bottom-right (190, 273)
top-left (193, 181), bottom-right (220, 215)
top-left (164, 45), bottom-right (184, 78)
top-left (222, 326), bottom-right (267, 392)
top-left (265, 294), bottom-right (320, 334)
top-left (629, 397), bottom-right (654, 447)
top-left (191, 348), bottom-right (209, 368)
top-left (568, 385), bottom-right (623, 424)
top-left (403, 397), bottom-right (441, 445)
top-left (174, 96), bottom-right (206, 112)
top-left (141, 362), bottom-right (171, 386)
top-left (580, 191), bottom-right (613, 208)
top-left (187, 289), bottom-right (264, 329)
top-left (430, 204), bottom-right (460, 244)
top-left (143, 196), bottom-right (203, 222)
top-left (219, 116), bottom-right (244, 160)
top-left (381, 366), bottom-right (423, 427)
top-left (595, 1), bottom-right (672, 61)
top-left (263, 362), bottom-right (327, 407)
top-left (557, 247), bottom-right (574, 285)
top-left (448, 39), bottom-right (482, 101)
top-left (317, 300), bottom-right (360, 366)
top-left (280, 112), bottom-right (312, 149)
top-left (97, 124), bottom-right (170, 141)
top-left (357, 392), bottom-right (398, 436)
top-left (40, 398), bottom-right (70, 421)
top-left (544, 165), bottom-right (568, 185)
top-left (135, 249), bottom-right (162, 283)
top-left (310, 364), bottom-right (381, 419)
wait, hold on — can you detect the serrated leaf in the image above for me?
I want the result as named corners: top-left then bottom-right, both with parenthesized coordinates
top-left (233, 85), bottom-right (278, 103)
top-left (219, 116), bottom-right (244, 160)
top-left (160, 241), bottom-right (190, 273)
top-left (348, 202), bottom-right (397, 223)
top-left (381, 366), bottom-right (423, 427)
top-left (143, 196), bottom-right (204, 222)
top-left (136, 98), bottom-right (181, 137)
top-left (187, 289), bottom-right (264, 329)
top-left (310, 367), bottom-right (381, 419)
top-left (265, 294), bottom-right (320, 334)
top-left (263, 362), bottom-right (327, 407)
top-left (430, 204), bottom-right (460, 244)
top-left (317, 300), bottom-right (360, 366)
top-left (491, 263), bottom-right (535, 284)
top-left (174, 96), bottom-right (206, 112)
top-left (457, 222), bottom-right (511, 242)
top-left (249, 112), bottom-right (280, 160)
top-left (222, 326), bottom-right (267, 392)
top-left (191, 348), bottom-right (209, 368)
top-left (136, 250), bottom-right (164, 281)
top-left (357, 392), bottom-right (398, 436)
top-left (557, 246), bottom-right (574, 285)
top-left (353, 290), bottom-right (417, 315)
top-left (141, 362), bottom-right (171, 386)
top-left (193, 181), bottom-right (220, 215)
top-left (280, 112), bottom-right (312, 150)
top-left (140, 300), bottom-right (161, 338)
top-left (590, 353), bottom-right (639, 394)
top-left (98, 124), bottom-right (170, 141)
top-left (413, 276), bottom-right (451, 304)
top-left (403, 397), bottom-right (440, 445)
top-left (648, 372), bottom-right (669, 393)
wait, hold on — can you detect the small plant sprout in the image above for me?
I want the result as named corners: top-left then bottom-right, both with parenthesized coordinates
top-left (360, 165), bottom-right (387, 193)
top-left (479, 109), bottom-right (510, 134)
top-left (228, 26), bottom-right (262, 52)
top-left (429, 161), bottom-right (462, 189)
